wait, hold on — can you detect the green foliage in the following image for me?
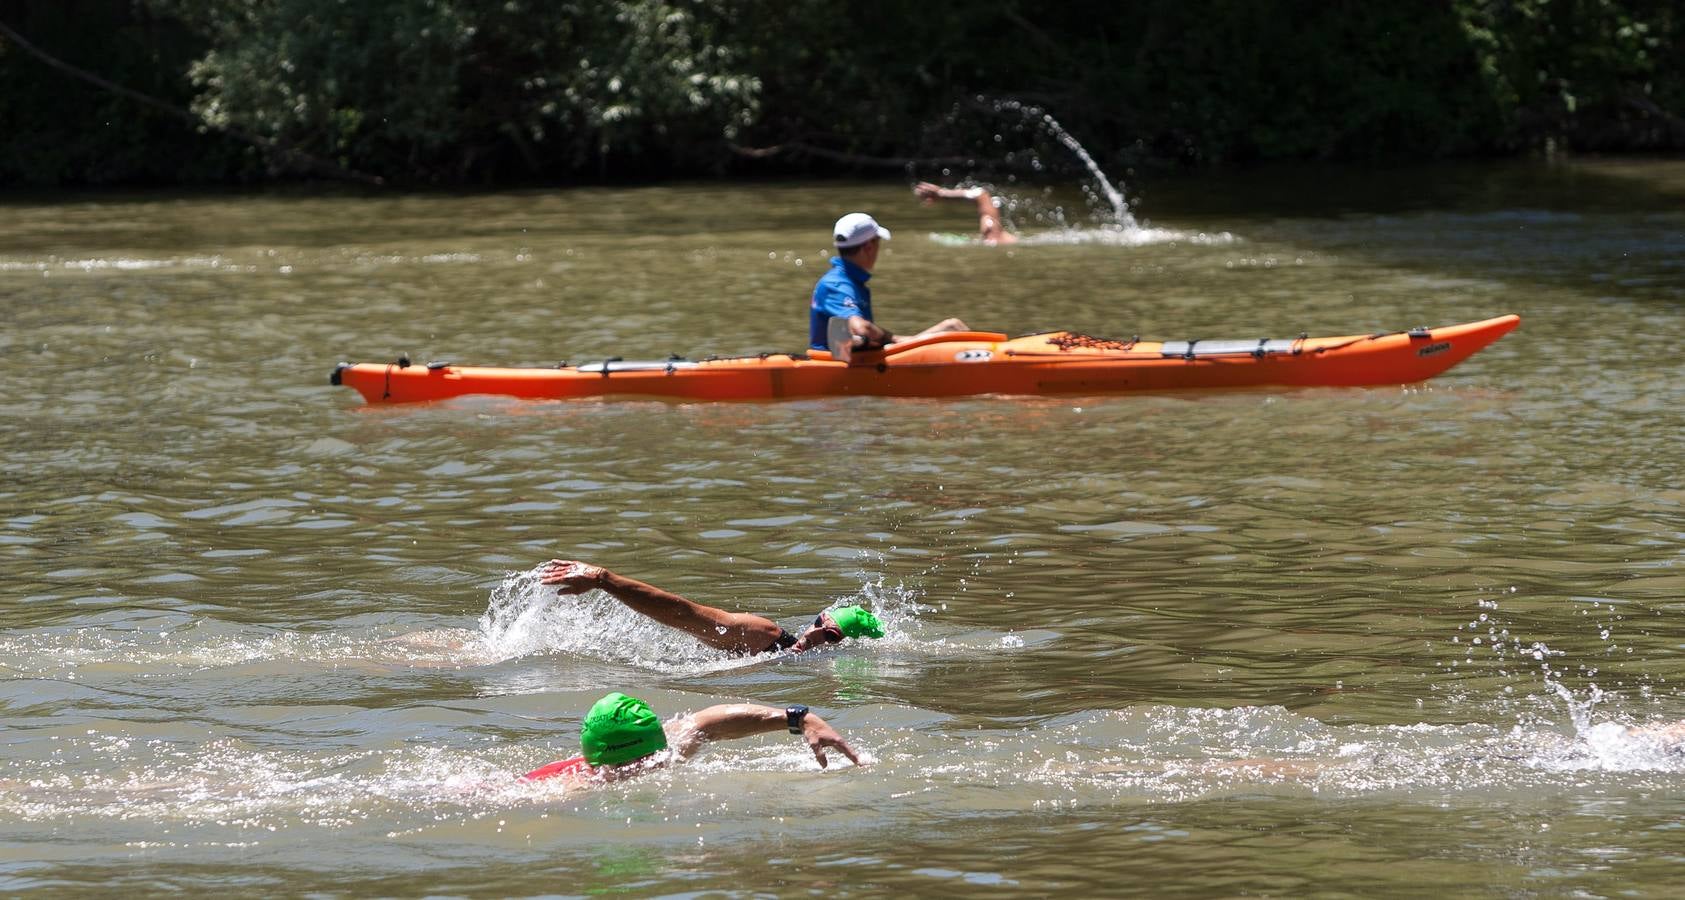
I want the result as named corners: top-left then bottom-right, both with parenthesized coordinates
top-left (1, 0), bottom-right (1681, 185)
top-left (1094, 1), bottom-right (1509, 162)
top-left (1453, 0), bottom-right (1685, 150)
top-left (149, 0), bottom-right (762, 180)
top-left (0, 0), bottom-right (250, 186)
top-left (160, 0), bottom-right (477, 174)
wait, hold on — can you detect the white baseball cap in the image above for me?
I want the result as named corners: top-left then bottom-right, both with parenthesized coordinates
top-left (833, 212), bottom-right (891, 248)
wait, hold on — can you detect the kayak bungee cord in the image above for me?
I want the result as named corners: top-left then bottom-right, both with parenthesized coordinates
top-left (1048, 332), bottom-right (1143, 352)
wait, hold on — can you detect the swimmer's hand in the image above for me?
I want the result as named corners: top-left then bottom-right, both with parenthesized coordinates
top-left (913, 181), bottom-right (943, 205)
top-left (802, 713), bottom-right (863, 769)
top-left (540, 559), bottom-right (607, 593)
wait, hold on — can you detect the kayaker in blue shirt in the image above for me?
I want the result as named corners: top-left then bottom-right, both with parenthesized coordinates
top-left (809, 212), bottom-right (970, 354)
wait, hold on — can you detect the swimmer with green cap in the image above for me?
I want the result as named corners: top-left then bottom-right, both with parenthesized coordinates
top-left (540, 559), bottom-right (887, 655)
top-left (579, 692), bottom-right (670, 767)
top-left (524, 690), bottom-right (862, 782)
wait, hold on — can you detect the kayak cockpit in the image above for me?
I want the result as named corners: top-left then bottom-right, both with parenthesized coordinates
top-left (806, 329), bottom-right (1011, 361)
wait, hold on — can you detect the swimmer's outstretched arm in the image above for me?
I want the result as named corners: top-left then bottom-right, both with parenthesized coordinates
top-left (540, 559), bottom-right (783, 653)
top-left (668, 704), bottom-right (863, 768)
top-left (914, 181), bottom-right (1017, 245)
top-left (915, 182), bottom-right (986, 205)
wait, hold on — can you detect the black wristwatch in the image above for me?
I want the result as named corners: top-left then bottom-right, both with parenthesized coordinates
top-left (785, 704), bottom-right (809, 734)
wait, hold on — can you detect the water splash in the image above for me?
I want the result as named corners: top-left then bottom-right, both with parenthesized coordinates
top-left (7, 701), bottom-right (1684, 840)
top-left (474, 567), bottom-right (764, 674)
top-left (924, 98), bottom-right (1238, 246)
top-left (1015, 226), bottom-right (1238, 247)
top-left (1436, 594), bottom-right (1685, 772)
top-left (989, 99), bottom-right (1134, 227)
top-left (0, 565), bottom-right (947, 683)
top-left (1542, 653), bottom-right (1603, 736)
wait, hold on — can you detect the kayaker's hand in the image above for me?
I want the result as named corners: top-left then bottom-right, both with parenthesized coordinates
top-left (540, 559), bottom-right (606, 593)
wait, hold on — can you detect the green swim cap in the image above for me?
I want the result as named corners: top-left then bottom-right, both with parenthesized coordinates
top-left (580, 692), bottom-right (667, 766)
top-left (830, 605), bottom-right (885, 639)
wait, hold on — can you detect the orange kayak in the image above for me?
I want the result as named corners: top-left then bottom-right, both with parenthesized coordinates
top-left (330, 314), bottom-right (1519, 404)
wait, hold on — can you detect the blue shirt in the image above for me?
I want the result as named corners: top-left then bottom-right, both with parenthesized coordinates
top-left (809, 256), bottom-right (873, 350)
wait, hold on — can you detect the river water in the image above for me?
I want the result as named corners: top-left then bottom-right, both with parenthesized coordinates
top-left (3, 160), bottom-right (1684, 895)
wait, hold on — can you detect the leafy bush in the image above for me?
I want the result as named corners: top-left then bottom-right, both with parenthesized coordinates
top-left (1, 0), bottom-right (1680, 185)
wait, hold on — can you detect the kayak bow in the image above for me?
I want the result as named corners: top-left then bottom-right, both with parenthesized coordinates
top-left (330, 314), bottom-right (1519, 405)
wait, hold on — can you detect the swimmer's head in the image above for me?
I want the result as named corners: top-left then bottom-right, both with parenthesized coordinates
top-left (829, 605), bottom-right (885, 639)
top-left (580, 692), bottom-right (667, 766)
top-left (791, 605), bottom-right (884, 652)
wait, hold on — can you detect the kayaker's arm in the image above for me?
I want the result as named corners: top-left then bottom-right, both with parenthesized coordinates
top-left (846, 314), bottom-right (893, 347)
top-left (667, 704), bottom-right (862, 768)
top-left (540, 560), bottom-right (784, 653)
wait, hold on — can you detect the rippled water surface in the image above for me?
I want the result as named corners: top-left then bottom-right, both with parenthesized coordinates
top-left (4, 162), bottom-right (1685, 895)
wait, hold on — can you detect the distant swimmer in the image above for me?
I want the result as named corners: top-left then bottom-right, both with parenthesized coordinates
top-left (522, 691), bottom-right (862, 783)
top-left (1622, 719), bottom-right (1685, 747)
top-left (540, 559), bottom-right (886, 655)
top-left (914, 182), bottom-right (1018, 246)
top-left (809, 212), bottom-right (971, 357)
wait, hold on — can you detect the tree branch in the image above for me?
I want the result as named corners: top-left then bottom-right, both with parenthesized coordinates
top-left (728, 140), bottom-right (976, 169)
top-left (0, 17), bottom-right (384, 185)
top-left (1001, 10), bottom-right (1062, 55)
